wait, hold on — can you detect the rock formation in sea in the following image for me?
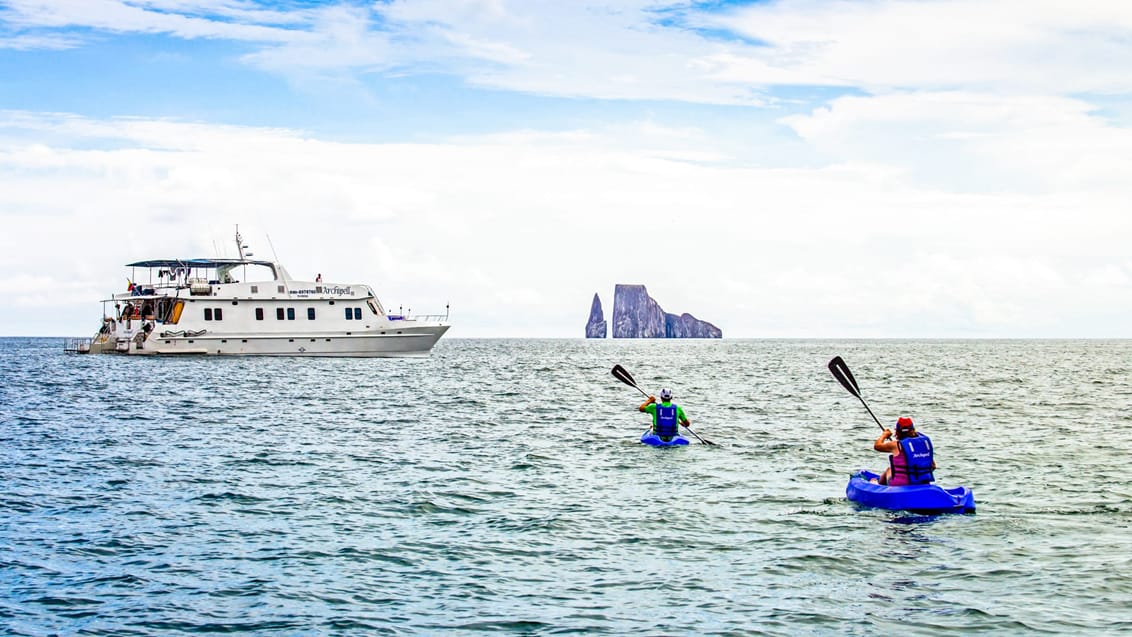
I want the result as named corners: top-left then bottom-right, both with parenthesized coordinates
top-left (609, 284), bottom-right (721, 338)
top-left (611, 284), bottom-right (666, 338)
top-left (665, 312), bottom-right (722, 338)
top-left (585, 293), bottom-right (607, 338)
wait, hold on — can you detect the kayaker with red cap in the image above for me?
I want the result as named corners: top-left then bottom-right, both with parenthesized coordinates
top-left (871, 416), bottom-right (936, 486)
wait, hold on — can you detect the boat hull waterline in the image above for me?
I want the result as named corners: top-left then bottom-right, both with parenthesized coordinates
top-left (846, 470), bottom-right (975, 515)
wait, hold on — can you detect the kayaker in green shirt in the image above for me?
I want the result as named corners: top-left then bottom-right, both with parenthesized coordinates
top-left (638, 388), bottom-right (690, 441)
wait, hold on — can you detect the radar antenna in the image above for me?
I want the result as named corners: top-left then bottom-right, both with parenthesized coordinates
top-left (235, 225), bottom-right (254, 260)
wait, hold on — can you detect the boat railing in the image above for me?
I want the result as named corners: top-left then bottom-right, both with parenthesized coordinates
top-left (63, 338), bottom-right (91, 354)
top-left (389, 313), bottom-right (448, 323)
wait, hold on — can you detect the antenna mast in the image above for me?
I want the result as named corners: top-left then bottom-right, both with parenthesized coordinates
top-left (266, 234), bottom-right (281, 264)
top-left (235, 225), bottom-right (246, 261)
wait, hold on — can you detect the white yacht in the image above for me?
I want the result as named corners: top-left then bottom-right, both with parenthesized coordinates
top-left (74, 230), bottom-right (450, 356)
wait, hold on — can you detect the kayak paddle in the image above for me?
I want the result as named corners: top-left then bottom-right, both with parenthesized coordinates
top-left (827, 356), bottom-right (885, 431)
top-left (610, 364), bottom-right (716, 446)
top-left (611, 364), bottom-right (648, 398)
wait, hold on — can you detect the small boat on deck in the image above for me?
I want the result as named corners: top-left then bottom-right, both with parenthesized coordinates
top-left (74, 228), bottom-right (450, 357)
top-left (846, 470), bottom-right (975, 515)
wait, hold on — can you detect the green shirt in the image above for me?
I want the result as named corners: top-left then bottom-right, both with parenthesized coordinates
top-left (642, 401), bottom-right (687, 432)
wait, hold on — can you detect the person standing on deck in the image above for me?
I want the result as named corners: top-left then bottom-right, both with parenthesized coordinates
top-left (638, 388), bottom-right (690, 442)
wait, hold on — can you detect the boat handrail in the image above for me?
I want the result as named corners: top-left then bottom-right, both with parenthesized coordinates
top-left (63, 337), bottom-right (91, 353)
top-left (391, 314), bottom-right (449, 322)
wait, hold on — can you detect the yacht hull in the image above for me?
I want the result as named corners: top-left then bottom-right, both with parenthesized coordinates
top-left (125, 325), bottom-right (449, 357)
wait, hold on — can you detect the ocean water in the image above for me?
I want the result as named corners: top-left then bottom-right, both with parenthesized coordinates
top-left (2, 337), bottom-right (1131, 635)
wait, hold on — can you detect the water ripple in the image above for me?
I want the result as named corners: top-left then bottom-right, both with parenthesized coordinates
top-left (3, 338), bottom-right (1132, 634)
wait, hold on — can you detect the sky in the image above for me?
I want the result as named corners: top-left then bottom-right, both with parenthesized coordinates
top-left (2, 0), bottom-right (1132, 338)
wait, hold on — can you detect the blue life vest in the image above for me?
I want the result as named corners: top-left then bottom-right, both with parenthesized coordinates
top-left (893, 435), bottom-right (935, 485)
top-left (655, 403), bottom-right (680, 439)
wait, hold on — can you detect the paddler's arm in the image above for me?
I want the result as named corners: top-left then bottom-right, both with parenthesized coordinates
top-left (678, 405), bottom-right (690, 427)
top-left (873, 429), bottom-right (898, 453)
top-left (639, 396), bottom-right (655, 412)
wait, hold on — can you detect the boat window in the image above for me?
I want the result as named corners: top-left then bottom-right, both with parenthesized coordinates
top-left (214, 308), bottom-right (223, 321)
top-left (368, 300), bottom-right (379, 315)
top-left (287, 308), bottom-right (295, 320)
top-left (255, 308), bottom-right (264, 321)
top-left (344, 308), bottom-right (353, 320)
top-left (204, 308), bottom-right (213, 321)
top-left (277, 285), bottom-right (285, 293)
top-left (251, 285), bottom-right (259, 294)
top-left (276, 308), bottom-right (285, 320)
top-left (354, 307), bottom-right (362, 320)
top-left (307, 308), bottom-right (316, 320)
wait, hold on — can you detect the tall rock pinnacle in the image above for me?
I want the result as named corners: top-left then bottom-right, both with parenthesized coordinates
top-left (585, 293), bottom-right (607, 338)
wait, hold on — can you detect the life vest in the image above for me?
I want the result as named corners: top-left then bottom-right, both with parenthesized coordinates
top-left (889, 434), bottom-right (934, 486)
top-left (655, 403), bottom-right (679, 439)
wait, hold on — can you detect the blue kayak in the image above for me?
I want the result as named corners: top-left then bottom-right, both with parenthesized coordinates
top-left (640, 431), bottom-right (689, 447)
top-left (846, 470), bottom-right (975, 514)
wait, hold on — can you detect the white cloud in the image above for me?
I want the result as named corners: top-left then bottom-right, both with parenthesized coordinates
top-left (2, 110), bottom-right (1132, 337)
top-left (0, 32), bottom-right (81, 49)
top-left (780, 91), bottom-right (1132, 194)
top-left (705, 0), bottom-right (1132, 94)
top-left (2, 0), bottom-right (309, 43)
top-left (370, 0), bottom-right (769, 103)
top-left (240, 4), bottom-right (395, 73)
top-left (5, 1), bottom-right (1132, 104)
